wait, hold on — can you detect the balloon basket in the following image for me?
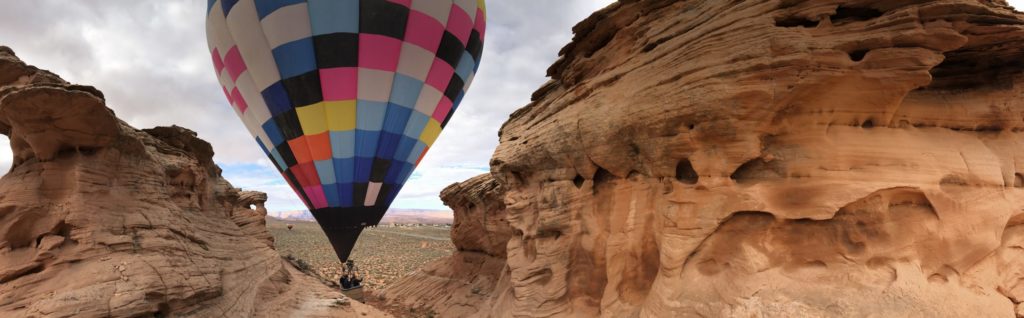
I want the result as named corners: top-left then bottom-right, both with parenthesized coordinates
top-left (341, 286), bottom-right (365, 302)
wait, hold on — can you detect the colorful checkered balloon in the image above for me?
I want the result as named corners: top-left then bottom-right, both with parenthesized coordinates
top-left (206, 0), bottom-right (486, 261)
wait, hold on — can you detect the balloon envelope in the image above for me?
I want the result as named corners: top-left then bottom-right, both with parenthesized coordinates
top-left (206, 0), bottom-right (486, 261)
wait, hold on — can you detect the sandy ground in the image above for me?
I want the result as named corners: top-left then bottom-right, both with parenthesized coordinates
top-left (258, 263), bottom-right (392, 318)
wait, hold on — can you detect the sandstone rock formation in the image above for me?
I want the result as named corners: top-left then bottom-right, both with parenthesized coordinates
top-left (385, 0), bottom-right (1024, 317)
top-left (0, 47), bottom-right (386, 317)
top-left (382, 175), bottom-right (512, 317)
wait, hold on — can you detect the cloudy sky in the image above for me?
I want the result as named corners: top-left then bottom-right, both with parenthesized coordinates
top-left (0, 0), bottom-right (616, 211)
top-left (1, 0), bottom-right (1021, 212)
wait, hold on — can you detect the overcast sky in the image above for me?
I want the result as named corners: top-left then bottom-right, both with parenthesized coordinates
top-left (1, 0), bottom-right (1021, 212)
top-left (0, 0), bottom-right (616, 211)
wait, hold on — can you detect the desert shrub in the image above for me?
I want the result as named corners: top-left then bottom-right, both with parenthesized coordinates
top-left (295, 258), bottom-right (312, 271)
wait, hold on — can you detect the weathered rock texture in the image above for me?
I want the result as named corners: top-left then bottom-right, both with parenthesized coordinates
top-left (382, 175), bottom-right (512, 317)
top-left (0, 47), bottom-right (386, 317)
top-left (385, 0), bottom-right (1024, 317)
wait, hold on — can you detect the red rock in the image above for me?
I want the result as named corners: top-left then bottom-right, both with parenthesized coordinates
top-left (0, 47), bottom-right (388, 317)
top-left (381, 175), bottom-right (510, 317)
top-left (384, 0), bottom-right (1024, 317)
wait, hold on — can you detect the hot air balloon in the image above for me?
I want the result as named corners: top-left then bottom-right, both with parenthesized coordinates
top-left (205, 0), bottom-right (486, 261)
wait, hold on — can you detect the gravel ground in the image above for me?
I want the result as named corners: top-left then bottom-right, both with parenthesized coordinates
top-left (267, 218), bottom-right (455, 290)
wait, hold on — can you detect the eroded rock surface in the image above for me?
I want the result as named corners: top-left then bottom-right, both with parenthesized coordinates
top-left (385, 0), bottom-right (1024, 317)
top-left (0, 47), bottom-right (386, 317)
top-left (382, 175), bottom-right (511, 317)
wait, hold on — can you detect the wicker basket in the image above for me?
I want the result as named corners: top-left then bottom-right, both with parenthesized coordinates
top-left (341, 286), bottom-right (365, 302)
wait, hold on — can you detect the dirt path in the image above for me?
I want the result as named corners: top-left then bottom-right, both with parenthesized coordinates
top-left (256, 260), bottom-right (392, 318)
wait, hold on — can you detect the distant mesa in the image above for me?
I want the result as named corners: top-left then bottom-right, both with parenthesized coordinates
top-left (269, 208), bottom-right (453, 225)
top-left (267, 210), bottom-right (316, 221)
top-left (380, 209), bottom-right (454, 225)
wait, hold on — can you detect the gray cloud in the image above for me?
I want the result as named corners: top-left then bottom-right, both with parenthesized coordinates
top-left (0, 0), bottom-right (616, 210)
top-left (0, 0), bottom-right (260, 168)
top-left (416, 1), bottom-right (615, 167)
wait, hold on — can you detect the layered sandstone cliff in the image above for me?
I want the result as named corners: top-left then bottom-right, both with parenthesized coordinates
top-left (385, 0), bottom-right (1024, 317)
top-left (0, 47), bottom-right (385, 317)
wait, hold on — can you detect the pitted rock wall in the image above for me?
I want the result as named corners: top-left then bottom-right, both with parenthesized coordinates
top-left (385, 0), bottom-right (1024, 317)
